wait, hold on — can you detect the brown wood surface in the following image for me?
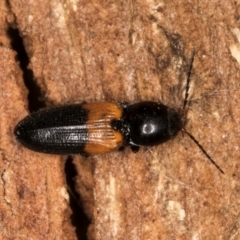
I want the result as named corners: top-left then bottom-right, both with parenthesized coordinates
top-left (1, 0), bottom-right (240, 239)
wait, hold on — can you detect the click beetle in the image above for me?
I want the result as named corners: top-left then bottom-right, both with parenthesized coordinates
top-left (14, 52), bottom-right (224, 174)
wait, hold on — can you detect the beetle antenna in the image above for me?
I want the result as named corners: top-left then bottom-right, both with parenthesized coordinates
top-left (183, 50), bottom-right (195, 110)
top-left (181, 52), bottom-right (224, 174)
top-left (182, 128), bottom-right (224, 174)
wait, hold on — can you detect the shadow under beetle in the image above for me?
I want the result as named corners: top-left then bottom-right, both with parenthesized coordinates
top-left (14, 52), bottom-right (224, 174)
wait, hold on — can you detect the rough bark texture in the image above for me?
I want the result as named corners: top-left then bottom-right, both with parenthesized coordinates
top-left (1, 0), bottom-right (240, 239)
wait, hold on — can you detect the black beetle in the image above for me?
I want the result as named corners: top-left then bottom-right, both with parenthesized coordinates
top-left (14, 101), bottom-right (182, 155)
top-left (14, 52), bottom-right (224, 174)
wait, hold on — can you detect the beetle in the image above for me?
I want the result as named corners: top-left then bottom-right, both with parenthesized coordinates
top-left (14, 101), bottom-right (181, 154)
top-left (14, 53), bottom-right (224, 174)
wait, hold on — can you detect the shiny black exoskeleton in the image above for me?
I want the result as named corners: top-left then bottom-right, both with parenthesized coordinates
top-left (112, 101), bottom-right (182, 152)
top-left (14, 101), bottom-right (182, 155)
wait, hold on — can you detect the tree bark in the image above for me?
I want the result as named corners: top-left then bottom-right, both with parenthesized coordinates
top-left (1, 0), bottom-right (240, 239)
